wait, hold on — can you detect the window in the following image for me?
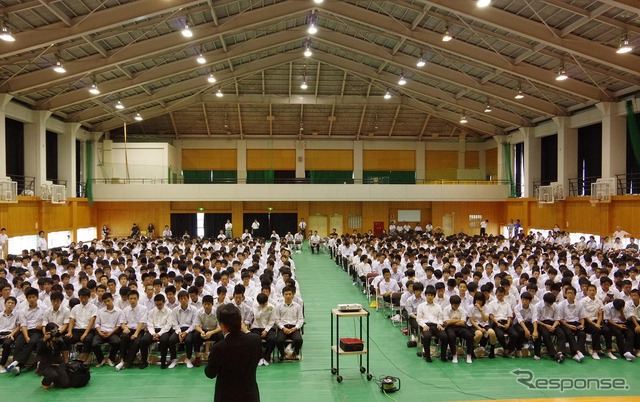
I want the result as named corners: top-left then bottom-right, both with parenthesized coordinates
top-left (48, 230), bottom-right (72, 248)
top-left (8, 235), bottom-right (37, 255)
top-left (197, 213), bottom-right (205, 237)
top-left (348, 215), bottom-right (362, 230)
top-left (76, 227), bottom-right (97, 243)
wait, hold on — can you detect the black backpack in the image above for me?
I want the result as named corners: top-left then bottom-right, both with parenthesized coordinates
top-left (66, 360), bottom-right (91, 388)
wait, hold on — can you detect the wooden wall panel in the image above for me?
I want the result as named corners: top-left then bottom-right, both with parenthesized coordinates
top-left (170, 201), bottom-right (234, 212)
top-left (426, 150), bottom-right (458, 180)
top-left (431, 201), bottom-right (504, 236)
top-left (465, 151), bottom-right (480, 169)
top-left (305, 150), bottom-right (353, 170)
top-left (363, 150), bottom-right (415, 171)
top-left (182, 149), bottom-right (237, 170)
top-left (529, 201), bottom-right (563, 230)
top-left (43, 203), bottom-right (71, 232)
top-left (243, 201), bottom-right (298, 212)
top-left (362, 201), bottom-right (388, 233)
top-left (486, 148), bottom-right (498, 178)
top-left (0, 198), bottom-right (40, 236)
top-left (94, 202), bottom-right (171, 237)
top-left (246, 150), bottom-right (295, 170)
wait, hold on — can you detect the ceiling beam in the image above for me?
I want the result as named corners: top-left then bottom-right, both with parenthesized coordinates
top-left (559, 4), bottom-right (612, 37)
top-left (322, 1), bottom-right (613, 102)
top-left (424, 0), bottom-right (640, 76)
top-left (388, 105), bottom-right (401, 137)
top-left (595, 0), bottom-right (640, 14)
top-left (38, 0), bottom-right (71, 26)
top-left (0, 0), bottom-right (207, 59)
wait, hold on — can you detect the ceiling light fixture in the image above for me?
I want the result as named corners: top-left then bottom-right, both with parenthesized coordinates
top-left (416, 58), bottom-right (426, 67)
top-left (216, 88), bottom-right (224, 97)
top-left (460, 114), bottom-right (468, 124)
top-left (484, 103), bottom-right (492, 113)
top-left (196, 53), bottom-right (206, 64)
top-left (398, 75), bottom-right (407, 85)
top-left (207, 73), bottom-right (216, 83)
top-left (307, 11), bottom-right (318, 34)
top-left (134, 113), bottom-right (143, 121)
top-left (304, 45), bottom-right (312, 57)
top-left (115, 100), bottom-right (125, 110)
top-left (181, 24), bottom-right (193, 38)
top-left (53, 60), bottom-right (66, 73)
top-left (88, 83), bottom-right (100, 95)
top-left (0, 25), bottom-right (15, 42)
top-left (556, 66), bottom-right (568, 81)
top-left (300, 80), bottom-right (308, 90)
top-left (313, 0), bottom-right (324, 4)
top-left (514, 89), bottom-right (524, 99)
top-left (442, 24), bottom-right (453, 42)
top-left (477, 0), bottom-right (492, 7)
top-left (384, 90), bottom-right (392, 99)
top-left (616, 34), bottom-right (633, 54)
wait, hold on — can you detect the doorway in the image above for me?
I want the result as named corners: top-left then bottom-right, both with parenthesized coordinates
top-left (442, 213), bottom-right (455, 236)
top-left (309, 215), bottom-right (328, 237)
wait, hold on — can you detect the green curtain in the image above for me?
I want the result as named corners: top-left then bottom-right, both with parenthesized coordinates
top-left (183, 170), bottom-right (237, 183)
top-left (626, 100), bottom-right (640, 166)
top-left (247, 170), bottom-right (274, 184)
top-left (503, 143), bottom-right (516, 197)
top-left (363, 170), bottom-right (416, 184)
top-left (212, 170), bottom-right (237, 183)
top-left (85, 140), bottom-right (93, 203)
top-left (308, 170), bottom-right (353, 184)
top-left (183, 170), bottom-right (212, 183)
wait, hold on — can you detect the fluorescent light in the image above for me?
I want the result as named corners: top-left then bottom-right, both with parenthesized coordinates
top-left (0, 26), bottom-right (15, 42)
top-left (314, 0), bottom-right (324, 4)
top-left (617, 35), bottom-right (633, 54)
top-left (300, 81), bottom-right (308, 90)
top-left (398, 76), bottom-right (407, 85)
top-left (115, 101), bottom-right (125, 110)
top-left (477, 0), bottom-right (491, 7)
top-left (514, 90), bottom-right (524, 99)
top-left (134, 113), bottom-right (143, 121)
top-left (89, 83), bottom-right (100, 95)
top-left (460, 115), bottom-right (468, 124)
top-left (416, 58), bottom-right (426, 67)
top-left (207, 74), bottom-right (216, 83)
top-left (182, 25), bottom-right (193, 38)
top-left (196, 53), bottom-right (206, 64)
top-left (556, 68), bottom-right (568, 81)
top-left (216, 88), bottom-right (223, 97)
top-left (304, 46), bottom-right (312, 57)
top-left (442, 30), bottom-right (453, 42)
top-left (384, 90), bottom-right (391, 99)
top-left (53, 61), bottom-right (66, 73)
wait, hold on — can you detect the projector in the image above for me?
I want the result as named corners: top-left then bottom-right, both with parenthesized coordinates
top-left (337, 303), bottom-right (363, 312)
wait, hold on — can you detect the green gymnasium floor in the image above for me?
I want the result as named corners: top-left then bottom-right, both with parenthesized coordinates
top-left (2, 247), bottom-right (640, 402)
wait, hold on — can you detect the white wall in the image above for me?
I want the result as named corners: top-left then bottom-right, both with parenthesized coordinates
top-left (96, 142), bottom-right (170, 181)
top-left (92, 182), bottom-right (510, 201)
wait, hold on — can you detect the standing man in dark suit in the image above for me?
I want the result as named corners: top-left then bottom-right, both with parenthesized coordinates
top-left (205, 303), bottom-right (262, 402)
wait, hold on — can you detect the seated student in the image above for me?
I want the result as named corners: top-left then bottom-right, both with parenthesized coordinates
top-left (92, 292), bottom-right (123, 367)
top-left (604, 299), bottom-right (636, 361)
top-left (377, 268), bottom-right (400, 304)
top-left (558, 286), bottom-right (586, 363)
top-left (405, 282), bottom-right (426, 338)
top-left (467, 293), bottom-right (497, 358)
top-left (513, 292), bottom-right (536, 357)
top-left (194, 295), bottom-right (223, 367)
top-left (230, 285), bottom-right (254, 333)
top-left (64, 287), bottom-right (98, 363)
top-left (581, 284), bottom-right (616, 360)
top-left (434, 282), bottom-right (449, 309)
top-left (214, 286), bottom-right (228, 309)
top-left (37, 323), bottom-right (69, 389)
top-left (251, 293), bottom-right (276, 366)
top-left (139, 294), bottom-right (176, 369)
top-left (626, 289), bottom-right (640, 355)
top-left (7, 288), bottom-right (45, 375)
top-left (170, 290), bottom-right (197, 368)
top-left (0, 296), bottom-right (19, 373)
top-left (532, 292), bottom-right (566, 363)
top-left (274, 286), bottom-right (304, 361)
top-left (117, 289), bottom-right (148, 371)
top-left (443, 295), bottom-right (473, 364)
top-left (488, 286), bottom-right (518, 358)
top-left (417, 285), bottom-right (448, 363)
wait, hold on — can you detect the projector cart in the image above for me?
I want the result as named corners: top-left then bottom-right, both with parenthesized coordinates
top-left (330, 308), bottom-right (372, 383)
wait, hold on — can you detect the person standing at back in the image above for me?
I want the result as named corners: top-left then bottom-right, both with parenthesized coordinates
top-left (205, 303), bottom-right (262, 402)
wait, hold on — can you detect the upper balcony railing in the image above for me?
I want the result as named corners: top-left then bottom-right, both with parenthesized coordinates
top-left (91, 178), bottom-right (510, 185)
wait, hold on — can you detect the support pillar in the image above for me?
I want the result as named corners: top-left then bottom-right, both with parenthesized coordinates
top-left (58, 122), bottom-right (81, 197)
top-left (521, 127), bottom-right (541, 198)
top-left (0, 94), bottom-right (13, 179)
top-left (553, 116), bottom-right (578, 196)
top-left (237, 140), bottom-right (247, 184)
top-left (415, 142), bottom-right (425, 183)
top-left (24, 110), bottom-right (51, 196)
top-left (353, 141), bottom-right (363, 184)
top-left (295, 140), bottom-right (305, 179)
top-left (597, 102), bottom-right (626, 179)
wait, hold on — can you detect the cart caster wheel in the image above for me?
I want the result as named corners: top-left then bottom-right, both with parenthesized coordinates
top-left (337, 376), bottom-right (343, 383)
top-left (360, 366), bottom-right (366, 373)
top-left (331, 368), bottom-right (337, 374)
top-left (367, 374), bottom-right (373, 381)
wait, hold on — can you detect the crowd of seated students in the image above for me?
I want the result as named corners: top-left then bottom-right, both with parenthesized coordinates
top-left (328, 226), bottom-right (640, 365)
top-left (0, 234), bottom-right (305, 381)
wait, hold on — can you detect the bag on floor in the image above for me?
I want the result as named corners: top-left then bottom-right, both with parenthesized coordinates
top-left (66, 360), bottom-right (91, 388)
top-left (369, 301), bottom-right (377, 308)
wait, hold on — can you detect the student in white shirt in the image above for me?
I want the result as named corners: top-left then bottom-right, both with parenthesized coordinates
top-left (92, 292), bottom-right (124, 367)
top-left (37, 231), bottom-right (48, 252)
top-left (558, 286), bottom-right (586, 362)
top-left (274, 286), bottom-right (303, 360)
top-left (443, 295), bottom-right (473, 364)
top-left (0, 296), bottom-right (19, 373)
top-left (604, 299), bottom-right (635, 361)
top-left (251, 293), bottom-right (276, 366)
top-left (378, 268), bottom-right (400, 304)
top-left (467, 293), bottom-right (497, 356)
top-left (533, 292), bottom-right (566, 363)
top-left (117, 290), bottom-right (148, 370)
top-left (170, 290), bottom-right (198, 368)
top-left (139, 294), bottom-right (176, 369)
top-left (64, 287), bottom-right (98, 363)
top-left (416, 286), bottom-right (448, 363)
top-left (488, 286), bottom-right (517, 358)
